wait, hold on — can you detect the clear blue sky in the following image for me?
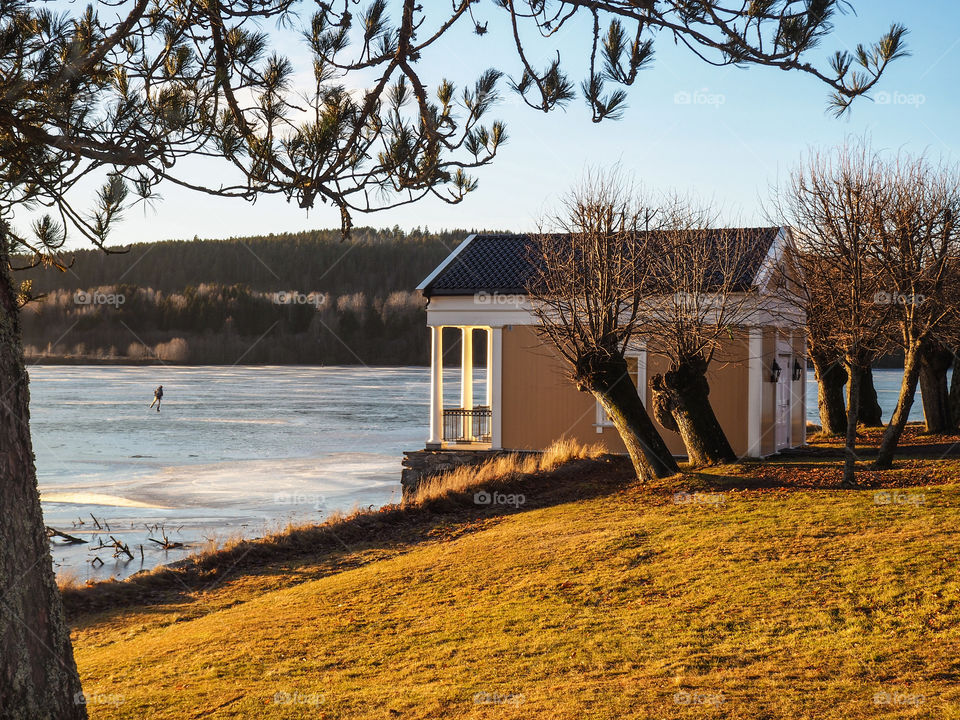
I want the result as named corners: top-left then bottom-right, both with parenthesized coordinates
top-left (62, 1), bottom-right (960, 245)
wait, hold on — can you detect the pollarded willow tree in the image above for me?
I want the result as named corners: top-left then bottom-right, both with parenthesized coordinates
top-left (526, 172), bottom-right (680, 481)
top-left (639, 216), bottom-right (770, 466)
top-left (871, 155), bottom-right (960, 468)
top-left (1, 0), bottom-right (907, 716)
top-left (775, 143), bottom-right (895, 485)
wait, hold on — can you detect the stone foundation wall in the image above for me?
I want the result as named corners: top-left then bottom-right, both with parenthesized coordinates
top-left (401, 449), bottom-right (506, 498)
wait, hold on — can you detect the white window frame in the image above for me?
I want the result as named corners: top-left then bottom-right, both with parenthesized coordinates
top-left (595, 346), bottom-right (647, 432)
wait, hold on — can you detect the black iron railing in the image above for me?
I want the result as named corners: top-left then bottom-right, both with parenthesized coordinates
top-left (443, 407), bottom-right (492, 443)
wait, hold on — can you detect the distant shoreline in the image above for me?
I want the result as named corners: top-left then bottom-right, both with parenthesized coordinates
top-left (26, 355), bottom-right (911, 370)
top-left (26, 356), bottom-right (430, 367)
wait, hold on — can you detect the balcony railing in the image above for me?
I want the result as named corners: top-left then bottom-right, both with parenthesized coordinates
top-left (443, 406), bottom-right (492, 443)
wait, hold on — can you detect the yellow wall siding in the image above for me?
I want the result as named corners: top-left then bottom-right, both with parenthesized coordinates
top-left (500, 325), bottom-right (774, 458)
top-left (500, 325), bottom-right (614, 451)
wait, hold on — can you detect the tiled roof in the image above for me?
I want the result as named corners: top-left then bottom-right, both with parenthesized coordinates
top-left (419, 228), bottom-right (783, 296)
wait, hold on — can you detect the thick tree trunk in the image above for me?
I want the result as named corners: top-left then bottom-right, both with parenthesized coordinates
top-left (586, 352), bottom-right (679, 481)
top-left (856, 367), bottom-right (884, 427)
top-left (809, 347), bottom-right (847, 435)
top-left (648, 357), bottom-right (735, 466)
top-left (950, 353), bottom-right (960, 428)
top-left (874, 345), bottom-right (923, 470)
top-left (0, 237), bottom-right (87, 720)
top-left (918, 344), bottom-right (954, 433)
top-left (842, 360), bottom-right (863, 486)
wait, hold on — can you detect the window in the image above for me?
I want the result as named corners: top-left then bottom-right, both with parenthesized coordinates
top-left (595, 351), bottom-right (646, 431)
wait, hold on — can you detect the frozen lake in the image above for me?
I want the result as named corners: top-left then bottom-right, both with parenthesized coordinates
top-left (33, 366), bottom-right (433, 582)
top-left (31, 365), bottom-right (922, 581)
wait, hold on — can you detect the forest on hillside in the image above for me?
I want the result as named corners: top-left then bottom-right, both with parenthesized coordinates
top-left (17, 227), bottom-right (486, 365)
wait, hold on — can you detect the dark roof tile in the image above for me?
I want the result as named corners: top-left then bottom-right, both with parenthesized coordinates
top-left (420, 228), bottom-right (782, 296)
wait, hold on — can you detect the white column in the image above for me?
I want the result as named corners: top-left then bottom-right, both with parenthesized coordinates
top-left (461, 327), bottom-right (473, 410)
top-left (486, 327), bottom-right (493, 408)
top-left (490, 327), bottom-right (503, 449)
top-left (747, 327), bottom-right (763, 457)
top-left (427, 325), bottom-right (444, 448)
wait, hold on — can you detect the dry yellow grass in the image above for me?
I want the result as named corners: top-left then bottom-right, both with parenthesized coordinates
top-left (408, 437), bottom-right (603, 505)
top-left (69, 451), bottom-right (960, 719)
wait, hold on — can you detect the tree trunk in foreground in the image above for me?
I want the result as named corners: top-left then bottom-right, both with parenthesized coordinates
top-left (856, 366), bottom-right (884, 427)
top-left (810, 349), bottom-right (847, 435)
top-left (0, 237), bottom-right (87, 720)
top-left (649, 358), bottom-right (735, 466)
top-left (874, 346), bottom-right (923, 470)
top-left (918, 344), bottom-right (954, 433)
top-left (587, 353), bottom-right (679, 481)
top-left (842, 360), bottom-right (862, 486)
top-left (950, 353), bottom-right (960, 428)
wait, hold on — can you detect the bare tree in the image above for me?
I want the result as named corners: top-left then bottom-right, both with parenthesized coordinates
top-left (526, 172), bottom-right (678, 481)
top-left (803, 292), bottom-right (884, 435)
top-left (636, 209), bottom-right (769, 465)
top-left (871, 156), bottom-right (960, 467)
top-left (776, 142), bottom-right (893, 485)
top-left (917, 341), bottom-right (958, 433)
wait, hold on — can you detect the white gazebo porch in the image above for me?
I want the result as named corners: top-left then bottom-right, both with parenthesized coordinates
top-left (427, 325), bottom-right (502, 450)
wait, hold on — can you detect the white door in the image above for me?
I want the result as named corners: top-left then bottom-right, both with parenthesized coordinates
top-left (775, 352), bottom-right (792, 450)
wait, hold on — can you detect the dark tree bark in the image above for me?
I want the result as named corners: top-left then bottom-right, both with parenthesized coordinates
top-left (648, 357), bottom-right (735, 466)
top-left (842, 359), bottom-right (863, 486)
top-left (856, 367), bottom-right (884, 427)
top-left (950, 353), bottom-right (960, 428)
top-left (874, 345), bottom-right (923, 469)
top-left (918, 344), bottom-right (955, 433)
top-left (0, 237), bottom-right (87, 719)
top-left (809, 346), bottom-right (847, 435)
top-left (584, 352), bottom-right (679, 481)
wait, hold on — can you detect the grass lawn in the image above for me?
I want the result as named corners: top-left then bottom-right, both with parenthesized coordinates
top-left (70, 434), bottom-right (960, 719)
